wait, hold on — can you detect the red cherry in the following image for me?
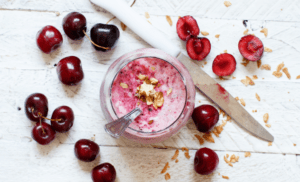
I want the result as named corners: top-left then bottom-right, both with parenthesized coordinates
top-left (194, 147), bottom-right (219, 175)
top-left (25, 93), bottom-right (48, 122)
top-left (32, 122), bottom-right (56, 145)
top-left (51, 106), bottom-right (74, 132)
top-left (238, 35), bottom-right (264, 62)
top-left (56, 56), bottom-right (84, 86)
top-left (176, 16), bottom-right (200, 41)
top-left (92, 163), bottom-right (116, 182)
top-left (186, 37), bottom-right (211, 61)
top-left (212, 53), bottom-right (237, 76)
top-left (63, 12), bottom-right (87, 40)
top-left (192, 105), bottom-right (219, 133)
top-left (36, 25), bottom-right (63, 54)
top-left (74, 139), bottom-right (99, 162)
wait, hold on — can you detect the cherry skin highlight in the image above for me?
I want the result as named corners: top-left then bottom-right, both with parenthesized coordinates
top-left (192, 105), bottom-right (219, 133)
top-left (74, 139), bottom-right (99, 162)
top-left (36, 25), bottom-right (63, 54)
top-left (32, 122), bottom-right (56, 145)
top-left (25, 93), bottom-right (48, 122)
top-left (92, 163), bottom-right (116, 182)
top-left (63, 12), bottom-right (87, 40)
top-left (51, 106), bottom-right (74, 132)
top-left (194, 147), bottom-right (219, 175)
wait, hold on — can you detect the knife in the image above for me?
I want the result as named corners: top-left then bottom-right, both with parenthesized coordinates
top-left (90, 0), bottom-right (274, 142)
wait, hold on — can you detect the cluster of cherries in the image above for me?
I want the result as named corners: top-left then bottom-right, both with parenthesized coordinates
top-left (177, 16), bottom-right (264, 77)
top-left (29, 12), bottom-right (120, 182)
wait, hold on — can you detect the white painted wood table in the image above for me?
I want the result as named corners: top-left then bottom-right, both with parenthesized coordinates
top-left (1, 0), bottom-right (300, 181)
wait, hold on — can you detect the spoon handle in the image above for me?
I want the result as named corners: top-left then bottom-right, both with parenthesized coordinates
top-left (104, 107), bottom-right (142, 138)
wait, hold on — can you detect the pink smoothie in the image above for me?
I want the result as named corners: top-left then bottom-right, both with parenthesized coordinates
top-left (111, 57), bottom-right (187, 132)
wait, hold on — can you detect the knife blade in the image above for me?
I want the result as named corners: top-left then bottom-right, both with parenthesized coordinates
top-left (90, 0), bottom-right (274, 142)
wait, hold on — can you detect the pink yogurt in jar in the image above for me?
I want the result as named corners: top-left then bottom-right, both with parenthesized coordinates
top-left (111, 57), bottom-right (187, 132)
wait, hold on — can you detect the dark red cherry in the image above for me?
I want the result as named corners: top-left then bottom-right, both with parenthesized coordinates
top-left (194, 147), bottom-right (219, 175)
top-left (36, 25), bottom-right (63, 54)
top-left (32, 122), bottom-right (56, 145)
top-left (192, 105), bottom-right (219, 133)
top-left (90, 23), bottom-right (120, 52)
top-left (25, 93), bottom-right (48, 122)
top-left (74, 139), bottom-right (99, 162)
top-left (92, 163), bottom-right (116, 182)
top-left (51, 106), bottom-right (74, 132)
top-left (56, 56), bottom-right (84, 86)
top-left (63, 12), bottom-right (87, 40)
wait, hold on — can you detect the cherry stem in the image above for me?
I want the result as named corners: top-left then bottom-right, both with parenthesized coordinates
top-left (39, 117), bottom-right (45, 134)
top-left (38, 112), bottom-right (61, 122)
top-left (82, 30), bottom-right (110, 50)
top-left (106, 0), bottom-right (136, 24)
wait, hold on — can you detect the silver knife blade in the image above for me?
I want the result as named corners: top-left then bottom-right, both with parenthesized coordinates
top-left (177, 53), bottom-right (274, 142)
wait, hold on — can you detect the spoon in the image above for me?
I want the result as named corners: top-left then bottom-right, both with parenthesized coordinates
top-left (104, 107), bottom-right (142, 138)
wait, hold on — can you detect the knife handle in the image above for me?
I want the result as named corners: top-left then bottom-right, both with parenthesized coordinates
top-left (90, 0), bottom-right (181, 58)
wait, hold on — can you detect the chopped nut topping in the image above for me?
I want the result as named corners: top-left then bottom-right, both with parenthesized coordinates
top-left (161, 162), bottom-right (169, 173)
top-left (195, 134), bottom-right (204, 145)
top-left (240, 98), bottom-right (246, 106)
top-left (260, 28), bottom-right (268, 37)
top-left (171, 149), bottom-right (179, 160)
top-left (235, 97), bottom-right (239, 101)
top-left (282, 67), bottom-right (291, 79)
top-left (138, 74), bottom-right (146, 80)
top-left (120, 82), bottom-right (128, 88)
top-left (151, 66), bottom-right (156, 71)
top-left (268, 142), bottom-right (272, 146)
top-left (224, 1), bottom-right (232, 7)
top-left (215, 34), bottom-right (220, 38)
top-left (175, 159), bottom-right (179, 163)
top-left (120, 22), bottom-right (127, 31)
top-left (148, 120), bottom-right (154, 125)
top-left (296, 75), bottom-right (300, 79)
top-left (265, 123), bottom-right (271, 128)
top-left (165, 173), bottom-right (171, 180)
top-left (203, 132), bottom-right (215, 143)
top-left (252, 75), bottom-right (258, 80)
top-left (167, 88), bottom-right (172, 96)
top-left (261, 64), bottom-right (271, 70)
top-left (245, 152), bottom-right (251, 157)
top-left (184, 152), bottom-right (191, 159)
top-left (201, 31), bottom-right (209, 36)
top-left (272, 71), bottom-right (282, 78)
top-left (257, 60), bottom-right (262, 68)
top-left (264, 47), bottom-right (272, 52)
top-left (224, 50), bottom-right (228, 53)
top-left (222, 175), bottom-right (229, 179)
top-left (150, 78), bottom-right (158, 85)
top-left (166, 15), bottom-right (172, 26)
top-left (263, 113), bottom-right (269, 123)
top-left (145, 12), bottom-right (150, 19)
top-left (255, 93), bottom-right (261, 101)
top-left (243, 29), bottom-right (249, 35)
top-left (276, 62), bottom-right (284, 72)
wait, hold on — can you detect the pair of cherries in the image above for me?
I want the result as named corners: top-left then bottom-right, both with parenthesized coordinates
top-left (25, 93), bottom-right (74, 145)
top-left (177, 16), bottom-right (264, 77)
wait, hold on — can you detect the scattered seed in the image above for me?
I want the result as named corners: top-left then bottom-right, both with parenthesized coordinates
top-left (296, 75), bottom-right (300, 79)
top-left (245, 152), bottom-right (251, 157)
top-left (201, 31), bottom-right (209, 36)
top-left (224, 50), bottom-right (228, 53)
top-left (263, 113), bottom-right (269, 123)
top-left (224, 1), bottom-right (232, 7)
top-left (215, 34), bottom-right (220, 38)
top-left (264, 47), bottom-right (272, 52)
top-left (282, 67), bottom-right (291, 79)
top-left (240, 99), bottom-right (246, 106)
top-left (265, 123), bottom-right (271, 128)
top-left (272, 71), bottom-right (282, 78)
top-left (222, 175), bottom-right (229, 179)
top-left (261, 64), bottom-right (271, 70)
top-left (235, 97), bottom-right (239, 101)
top-left (277, 62), bottom-right (285, 72)
top-left (166, 15), bottom-right (172, 26)
top-left (255, 93), bottom-right (261, 101)
top-left (260, 28), bottom-right (268, 37)
top-left (252, 75), bottom-right (258, 80)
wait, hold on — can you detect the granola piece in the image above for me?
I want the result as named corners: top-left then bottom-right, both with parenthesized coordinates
top-left (150, 78), bottom-right (158, 85)
top-left (224, 50), bottom-right (228, 53)
top-left (184, 152), bottom-right (191, 159)
top-left (151, 66), bottom-right (156, 71)
top-left (145, 12), bottom-right (150, 19)
top-left (161, 162), bottom-right (170, 173)
top-left (265, 123), bottom-right (271, 128)
top-left (243, 29), bottom-right (249, 35)
top-left (264, 47), bottom-right (272, 52)
top-left (224, 1), bottom-right (232, 7)
top-left (240, 98), bottom-right (246, 106)
top-left (219, 109), bottom-right (226, 117)
top-left (120, 83), bottom-right (128, 88)
top-left (263, 113), bottom-right (269, 123)
top-left (165, 173), bottom-right (171, 180)
top-left (215, 125), bottom-right (224, 134)
top-left (261, 64), bottom-right (271, 70)
top-left (260, 28), bottom-right (268, 37)
top-left (226, 115), bottom-right (231, 121)
top-left (201, 31), bottom-right (209, 36)
top-left (244, 152), bottom-right (251, 157)
top-left (268, 142), bottom-right (272, 146)
top-left (226, 154), bottom-right (229, 158)
top-left (230, 154), bottom-right (237, 163)
top-left (181, 147), bottom-right (189, 152)
top-left (252, 75), bottom-right (258, 80)
top-left (296, 75), bottom-right (300, 79)
top-left (120, 22), bottom-right (127, 31)
top-left (257, 60), bottom-right (262, 68)
top-left (212, 130), bottom-right (219, 137)
top-left (246, 76), bottom-right (255, 85)
top-left (222, 175), bottom-right (229, 179)
top-left (282, 67), bottom-right (291, 79)
top-left (138, 74), bottom-right (146, 80)
top-left (277, 62), bottom-right (285, 72)
top-left (272, 71), bottom-right (282, 78)
top-left (148, 120), bottom-right (154, 125)
top-left (215, 34), bottom-right (220, 38)
top-left (232, 76), bottom-right (236, 79)
top-left (255, 93), bottom-right (261, 101)
top-left (236, 156), bottom-right (239, 162)
top-left (294, 144), bottom-right (297, 146)
top-left (171, 149), bottom-right (179, 160)
top-left (166, 15), bottom-right (172, 26)
top-left (203, 132), bottom-right (215, 143)
top-left (241, 58), bottom-right (250, 67)
top-left (194, 134), bottom-right (204, 145)
top-left (175, 159), bottom-right (179, 163)
top-left (235, 97), bottom-right (239, 101)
